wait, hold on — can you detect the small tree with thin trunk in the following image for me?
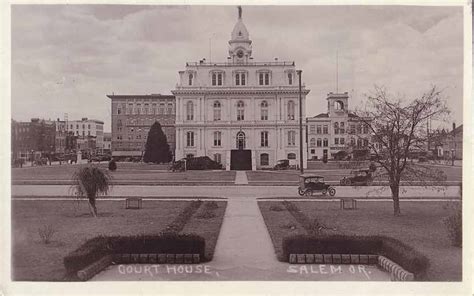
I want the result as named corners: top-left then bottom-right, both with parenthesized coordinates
top-left (354, 86), bottom-right (449, 216)
top-left (72, 166), bottom-right (111, 217)
top-left (143, 121), bottom-right (172, 164)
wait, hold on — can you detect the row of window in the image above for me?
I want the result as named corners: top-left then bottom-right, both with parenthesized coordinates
top-left (309, 137), bottom-right (369, 147)
top-left (184, 131), bottom-right (297, 148)
top-left (308, 123), bottom-right (369, 135)
top-left (117, 103), bottom-right (174, 116)
top-left (189, 72), bottom-right (295, 86)
top-left (186, 100), bottom-right (296, 121)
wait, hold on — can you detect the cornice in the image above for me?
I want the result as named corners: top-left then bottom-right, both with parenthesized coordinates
top-left (171, 88), bottom-right (310, 96)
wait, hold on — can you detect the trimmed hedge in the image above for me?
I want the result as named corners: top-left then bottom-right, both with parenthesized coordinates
top-left (64, 233), bottom-right (205, 275)
top-left (282, 234), bottom-right (429, 279)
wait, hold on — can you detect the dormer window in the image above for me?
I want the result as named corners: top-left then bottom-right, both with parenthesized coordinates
top-left (188, 73), bottom-right (193, 86)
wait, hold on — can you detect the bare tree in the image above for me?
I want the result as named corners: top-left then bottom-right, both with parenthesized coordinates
top-left (353, 86), bottom-right (449, 216)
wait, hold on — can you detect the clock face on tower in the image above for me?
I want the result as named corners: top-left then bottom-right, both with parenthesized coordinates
top-left (237, 50), bottom-right (244, 58)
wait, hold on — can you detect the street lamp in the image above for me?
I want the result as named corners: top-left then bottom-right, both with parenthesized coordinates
top-left (297, 70), bottom-right (303, 174)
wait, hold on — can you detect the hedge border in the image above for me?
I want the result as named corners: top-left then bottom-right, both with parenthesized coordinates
top-left (76, 253), bottom-right (201, 281)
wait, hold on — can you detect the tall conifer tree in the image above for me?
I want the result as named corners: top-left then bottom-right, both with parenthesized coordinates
top-left (143, 121), bottom-right (172, 163)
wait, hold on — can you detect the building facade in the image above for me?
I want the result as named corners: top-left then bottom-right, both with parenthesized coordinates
top-left (11, 118), bottom-right (56, 161)
top-left (102, 132), bottom-right (112, 154)
top-left (107, 94), bottom-right (176, 160)
top-left (172, 10), bottom-right (309, 170)
top-left (307, 92), bottom-right (371, 160)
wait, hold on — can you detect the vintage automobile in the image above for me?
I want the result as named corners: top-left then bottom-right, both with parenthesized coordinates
top-left (298, 174), bottom-right (336, 197)
top-left (340, 169), bottom-right (373, 186)
top-left (274, 159), bottom-right (290, 170)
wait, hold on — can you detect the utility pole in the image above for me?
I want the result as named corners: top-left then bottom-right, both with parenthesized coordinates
top-left (297, 70), bottom-right (304, 174)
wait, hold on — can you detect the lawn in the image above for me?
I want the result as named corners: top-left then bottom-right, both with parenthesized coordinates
top-left (258, 200), bottom-right (462, 281)
top-left (12, 165), bottom-right (236, 183)
top-left (12, 199), bottom-right (227, 281)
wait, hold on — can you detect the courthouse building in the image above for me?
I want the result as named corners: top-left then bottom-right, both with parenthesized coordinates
top-left (172, 9), bottom-right (309, 170)
top-left (107, 94), bottom-right (176, 159)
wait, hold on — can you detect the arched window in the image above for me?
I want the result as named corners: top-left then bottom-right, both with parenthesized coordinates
top-left (335, 100), bottom-right (344, 110)
top-left (287, 153), bottom-right (296, 160)
top-left (260, 153), bottom-right (269, 166)
top-left (236, 131), bottom-right (246, 149)
top-left (213, 101), bottom-right (221, 121)
top-left (323, 138), bottom-right (328, 147)
top-left (288, 73), bottom-right (293, 85)
top-left (186, 101), bottom-right (194, 121)
top-left (237, 101), bottom-right (245, 121)
top-left (310, 138), bottom-right (316, 147)
top-left (261, 100), bottom-right (268, 120)
top-left (188, 73), bottom-right (193, 86)
top-left (287, 100), bottom-right (295, 120)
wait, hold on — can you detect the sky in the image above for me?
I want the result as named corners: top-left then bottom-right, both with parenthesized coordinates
top-left (11, 5), bottom-right (464, 132)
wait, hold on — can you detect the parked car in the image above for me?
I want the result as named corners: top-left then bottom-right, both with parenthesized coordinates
top-left (340, 169), bottom-right (373, 186)
top-left (298, 174), bottom-right (336, 197)
top-left (274, 159), bottom-right (290, 170)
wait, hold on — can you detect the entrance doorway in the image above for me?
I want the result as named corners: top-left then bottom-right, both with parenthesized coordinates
top-left (231, 149), bottom-right (252, 170)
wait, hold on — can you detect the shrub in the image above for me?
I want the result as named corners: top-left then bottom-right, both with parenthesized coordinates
top-left (38, 224), bottom-right (56, 244)
top-left (282, 234), bottom-right (429, 279)
top-left (269, 205), bottom-right (284, 212)
top-left (164, 200), bottom-right (202, 233)
top-left (196, 210), bottom-right (216, 219)
top-left (108, 159), bottom-right (117, 171)
top-left (204, 201), bottom-right (219, 210)
top-left (443, 203), bottom-right (462, 247)
top-left (185, 156), bottom-right (222, 170)
top-left (63, 234), bottom-right (205, 274)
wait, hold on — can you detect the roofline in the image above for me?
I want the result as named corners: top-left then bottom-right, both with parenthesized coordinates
top-left (107, 94), bottom-right (175, 99)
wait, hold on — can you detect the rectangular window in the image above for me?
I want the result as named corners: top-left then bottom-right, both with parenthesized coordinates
top-left (261, 131), bottom-right (269, 147)
top-left (236, 73), bottom-right (240, 86)
top-left (218, 73), bottom-right (222, 85)
top-left (323, 138), bottom-right (328, 147)
top-left (212, 73), bottom-right (216, 86)
top-left (288, 73), bottom-right (293, 85)
top-left (335, 138), bottom-right (339, 145)
top-left (317, 138), bottom-right (322, 147)
top-left (214, 131), bottom-right (221, 147)
top-left (186, 132), bottom-right (194, 147)
top-left (214, 109), bottom-right (221, 121)
top-left (350, 124), bottom-right (356, 134)
top-left (340, 138), bottom-right (345, 145)
top-left (265, 73), bottom-right (269, 85)
top-left (237, 110), bottom-right (244, 121)
top-left (310, 125), bottom-right (315, 133)
top-left (259, 73), bottom-right (264, 85)
top-left (261, 109), bottom-right (268, 121)
top-left (288, 131), bottom-right (296, 146)
top-left (323, 125), bottom-right (328, 134)
top-left (167, 103), bottom-right (173, 114)
top-left (316, 125), bottom-right (321, 134)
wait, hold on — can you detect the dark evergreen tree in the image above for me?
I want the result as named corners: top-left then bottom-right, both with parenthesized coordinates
top-left (143, 121), bottom-right (172, 163)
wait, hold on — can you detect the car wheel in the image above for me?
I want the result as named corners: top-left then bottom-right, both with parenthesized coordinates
top-left (344, 178), bottom-right (351, 186)
top-left (298, 188), bottom-right (305, 196)
top-left (328, 187), bottom-right (336, 196)
top-left (304, 190), bottom-right (312, 197)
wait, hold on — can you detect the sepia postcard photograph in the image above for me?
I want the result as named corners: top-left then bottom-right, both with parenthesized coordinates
top-left (1, 1), bottom-right (472, 295)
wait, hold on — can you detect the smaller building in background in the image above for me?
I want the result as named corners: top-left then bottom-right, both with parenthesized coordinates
top-left (12, 118), bottom-right (56, 162)
top-left (107, 94), bottom-right (176, 160)
top-left (442, 124), bottom-right (463, 160)
top-left (102, 132), bottom-right (112, 154)
top-left (306, 92), bottom-right (372, 160)
top-left (63, 118), bottom-right (104, 157)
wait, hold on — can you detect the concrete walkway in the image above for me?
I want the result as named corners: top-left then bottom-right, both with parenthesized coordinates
top-left (234, 171), bottom-right (249, 185)
top-left (92, 196), bottom-right (390, 281)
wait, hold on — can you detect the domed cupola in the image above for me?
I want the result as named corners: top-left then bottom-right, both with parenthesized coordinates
top-left (228, 6), bottom-right (252, 64)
